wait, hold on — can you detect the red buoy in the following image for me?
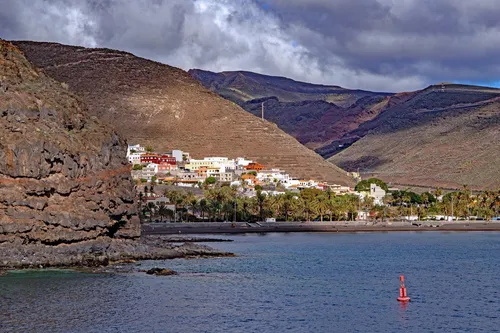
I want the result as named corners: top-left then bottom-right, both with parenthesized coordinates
top-left (397, 275), bottom-right (411, 302)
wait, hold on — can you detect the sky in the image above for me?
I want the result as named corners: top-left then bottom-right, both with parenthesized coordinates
top-left (1, 0), bottom-right (499, 92)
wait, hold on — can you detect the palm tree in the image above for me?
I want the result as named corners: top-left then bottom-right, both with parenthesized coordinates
top-left (362, 195), bottom-right (375, 218)
top-left (199, 198), bottom-right (209, 221)
top-left (421, 192), bottom-right (430, 208)
top-left (146, 201), bottom-right (157, 223)
top-left (300, 188), bottom-right (321, 222)
top-left (236, 196), bottom-right (253, 222)
top-left (165, 190), bottom-right (183, 223)
top-left (268, 194), bottom-right (284, 220)
top-left (327, 196), bottom-right (343, 221)
top-left (345, 195), bottom-right (360, 221)
top-left (402, 193), bottom-right (411, 220)
top-left (182, 191), bottom-right (197, 221)
top-left (158, 203), bottom-right (172, 222)
top-left (255, 189), bottom-right (267, 221)
top-left (282, 192), bottom-right (297, 222)
top-left (188, 197), bottom-right (199, 221)
top-left (311, 193), bottom-right (329, 222)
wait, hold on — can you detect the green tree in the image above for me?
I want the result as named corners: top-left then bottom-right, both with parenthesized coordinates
top-left (132, 164), bottom-right (143, 170)
top-left (165, 190), bottom-right (183, 222)
top-left (311, 193), bottom-right (330, 222)
top-left (158, 203), bottom-right (173, 222)
top-left (255, 189), bottom-right (268, 221)
top-left (355, 178), bottom-right (388, 192)
top-left (205, 176), bottom-right (217, 186)
top-left (299, 188), bottom-right (322, 222)
top-left (146, 202), bottom-right (157, 222)
top-left (199, 198), bottom-right (209, 221)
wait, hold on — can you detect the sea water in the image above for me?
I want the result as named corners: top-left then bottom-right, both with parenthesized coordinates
top-left (1, 232), bottom-right (499, 333)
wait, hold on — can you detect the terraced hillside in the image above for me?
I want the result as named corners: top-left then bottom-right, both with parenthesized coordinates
top-left (190, 69), bottom-right (392, 149)
top-left (329, 84), bottom-right (500, 190)
top-left (14, 41), bottom-right (354, 186)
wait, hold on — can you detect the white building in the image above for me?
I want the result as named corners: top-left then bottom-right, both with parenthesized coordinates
top-left (369, 183), bottom-right (386, 205)
top-left (257, 169), bottom-right (290, 186)
top-left (128, 153), bottom-right (143, 165)
top-left (172, 150), bottom-right (190, 163)
top-left (185, 157), bottom-right (236, 172)
top-left (141, 163), bottom-right (158, 182)
top-left (131, 163), bottom-right (158, 182)
top-left (127, 144), bottom-right (145, 157)
top-left (262, 190), bottom-right (286, 196)
top-left (298, 180), bottom-right (319, 189)
top-left (236, 157), bottom-right (253, 168)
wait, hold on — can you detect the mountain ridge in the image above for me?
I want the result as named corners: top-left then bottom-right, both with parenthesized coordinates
top-left (190, 69), bottom-right (500, 190)
top-left (189, 69), bottom-right (394, 150)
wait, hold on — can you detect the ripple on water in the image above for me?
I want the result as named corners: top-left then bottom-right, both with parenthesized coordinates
top-left (1, 232), bottom-right (499, 333)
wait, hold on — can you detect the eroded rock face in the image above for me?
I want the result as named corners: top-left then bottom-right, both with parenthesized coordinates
top-left (0, 40), bottom-right (139, 259)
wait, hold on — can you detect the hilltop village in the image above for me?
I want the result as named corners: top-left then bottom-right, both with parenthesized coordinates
top-left (127, 144), bottom-right (360, 196)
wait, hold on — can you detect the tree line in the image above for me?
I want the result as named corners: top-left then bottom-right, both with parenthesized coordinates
top-left (138, 182), bottom-right (499, 223)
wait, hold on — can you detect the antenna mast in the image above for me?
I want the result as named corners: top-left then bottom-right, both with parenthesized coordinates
top-left (261, 102), bottom-right (264, 120)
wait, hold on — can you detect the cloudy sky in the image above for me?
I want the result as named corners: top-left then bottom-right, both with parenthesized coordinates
top-left (1, 0), bottom-right (500, 92)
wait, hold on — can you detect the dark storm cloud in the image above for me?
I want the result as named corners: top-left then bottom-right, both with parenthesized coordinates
top-left (266, 0), bottom-right (500, 87)
top-left (1, 0), bottom-right (499, 91)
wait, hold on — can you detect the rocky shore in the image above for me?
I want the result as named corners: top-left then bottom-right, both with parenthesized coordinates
top-left (0, 235), bottom-right (234, 270)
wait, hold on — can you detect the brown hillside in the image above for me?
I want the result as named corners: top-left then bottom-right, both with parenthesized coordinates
top-left (329, 85), bottom-right (500, 190)
top-left (13, 41), bottom-right (354, 186)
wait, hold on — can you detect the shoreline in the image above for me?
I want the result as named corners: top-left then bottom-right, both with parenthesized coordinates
top-left (142, 221), bottom-right (500, 235)
top-left (0, 235), bottom-right (234, 271)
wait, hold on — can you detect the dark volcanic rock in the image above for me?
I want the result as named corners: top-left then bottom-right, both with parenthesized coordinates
top-left (0, 236), bottom-right (234, 269)
top-left (143, 267), bottom-right (178, 276)
top-left (0, 40), bottom-right (140, 267)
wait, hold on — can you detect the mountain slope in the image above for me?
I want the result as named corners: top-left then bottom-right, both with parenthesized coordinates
top-left (0, 39), bottom-right (139, 265)
top-left (189, 69), bottom-right (393, 149)
top-left (13, 41), bottom-right (354, 186)
top-left (328, 84), bottom-right (500, 190)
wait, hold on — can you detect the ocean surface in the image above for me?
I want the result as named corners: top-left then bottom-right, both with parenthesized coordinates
top-left (1, 232), bottom-right (499, 333)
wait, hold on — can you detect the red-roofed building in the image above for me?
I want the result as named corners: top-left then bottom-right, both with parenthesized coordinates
top-left (140, 153), bottom-right (176, 165)
top-left (245, 162), bottom-right (265, 171)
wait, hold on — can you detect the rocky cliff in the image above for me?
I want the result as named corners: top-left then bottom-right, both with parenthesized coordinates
top-left (0, 40), bottom-right (140, 267)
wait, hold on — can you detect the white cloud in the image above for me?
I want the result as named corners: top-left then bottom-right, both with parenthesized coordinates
top-left (1, 0), bottom-right (500, 91)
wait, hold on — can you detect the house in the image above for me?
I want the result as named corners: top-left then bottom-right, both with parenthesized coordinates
top-left (297, 179), bottom-right (319, 189)
top-left (245, 162), bottom-right (265, 171)
top-left (217, 172), bottom-right (234, 182)
top-left (140, 153), bottom-right (176, 165)
top-left (236, 157), bottom-right (253, 168)
top-left (369, 183), bottom-right (386, 205)
top-left (256, 169), bottom-right (290, 185)
top-left (127, 144), bottom-right (145, 156)
top-left (132, 163), bottom-right (158, 182)
top-left (128, 152), bottom-right (143, 165)
top-left (185, 157), bottom-right (235, 172)
top-left (242, 173), bottom-right (257, 181)
top-left (158, 162), bottom-right (177, 174)
top-left (172, 150), bottom-right (190, 162)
